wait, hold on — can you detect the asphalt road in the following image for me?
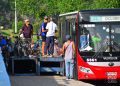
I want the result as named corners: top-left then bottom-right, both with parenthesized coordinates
top-left (10, 75), bottom-right (119, 86)
top-left (10, 76), bottom-right (93, 86)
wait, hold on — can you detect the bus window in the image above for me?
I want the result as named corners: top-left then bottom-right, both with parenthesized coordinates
top-left (71, 21), bottom-right (76, 42)
top-left (111, 25), bottom-right (120, 52)
top-left (59, 22), bottom-right (62, 39)
top-left (79, 24), bottom-right (110, 52)
top-left (65, 20), bottom-right (70, 35)
top-left (61, 21), bottom-right (66, 43)
top-left (59, 11), bottom-right (78, 44)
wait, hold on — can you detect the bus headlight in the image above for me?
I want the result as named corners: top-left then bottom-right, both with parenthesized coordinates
top-left (79, 66), bottom-right (94, 74)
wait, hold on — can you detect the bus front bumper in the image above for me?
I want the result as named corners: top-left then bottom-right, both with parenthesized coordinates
top-left (77, 66), bottom-right (120, 80)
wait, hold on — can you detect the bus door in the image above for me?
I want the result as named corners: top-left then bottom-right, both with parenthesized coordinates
top-left (70, 19), bottom-right (76, 42)
top-left (65, 20), bottom-right (70, 35)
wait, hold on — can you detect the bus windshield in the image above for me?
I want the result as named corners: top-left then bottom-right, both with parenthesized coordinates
top-left (79, 24), bottom-right (120, 52)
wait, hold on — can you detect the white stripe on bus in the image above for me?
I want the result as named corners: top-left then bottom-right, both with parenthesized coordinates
top-left (87, 62), bottom-right (120, 66)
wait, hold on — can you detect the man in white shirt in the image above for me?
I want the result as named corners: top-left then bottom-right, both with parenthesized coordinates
top-left (44, 17), bottom-right (57, 57)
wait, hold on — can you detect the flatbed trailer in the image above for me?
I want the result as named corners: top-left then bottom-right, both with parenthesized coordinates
top-left (9, 56), bottom-right (64, 76)
top-left (38, 56), bottom-right (64, 75)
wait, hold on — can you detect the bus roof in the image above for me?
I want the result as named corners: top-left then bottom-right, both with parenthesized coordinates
top-left (59, 11), bottom-right (78, 17)
top-left (59, 9), bottom-right (120, 16)
top-left (80, 8), bottom-right (120, 13)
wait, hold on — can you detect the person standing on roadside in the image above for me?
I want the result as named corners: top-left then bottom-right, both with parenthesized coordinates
top-left (62, 35), bottom-right (75, 80)
top-left (39, 16), bottom-right (48, 56)
top-left (44, 17), bottom-right (57, 57)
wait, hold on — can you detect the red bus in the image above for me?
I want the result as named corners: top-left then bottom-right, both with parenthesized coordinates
top-left (59, 9), bottom-right (120, 80)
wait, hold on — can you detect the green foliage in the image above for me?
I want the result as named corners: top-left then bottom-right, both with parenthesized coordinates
top-left (14, 0), bottom-right (120, 21)
top-left (12, 21), bottom-right (15, 32)
top-left (1, 0), bottom-right (120, 31)
top-left (12, 21), bottom-right (23, 33)
top-left (15, 0), bottom-right (94, 19)
top-left (91, 0), bottom-right (120, 9)
top-left (17, 21), bottom-right (23, 31)
top-left (33, 22), bottom-right (40, 34)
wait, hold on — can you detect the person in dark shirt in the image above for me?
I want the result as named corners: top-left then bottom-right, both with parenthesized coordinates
top-left (20, 19), bottom-right (33, 40)
top-left (19, 19), bottom-right (33, 56)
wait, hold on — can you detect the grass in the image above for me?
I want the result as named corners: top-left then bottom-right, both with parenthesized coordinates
top-left (0, 29), bottom-right (13, 36)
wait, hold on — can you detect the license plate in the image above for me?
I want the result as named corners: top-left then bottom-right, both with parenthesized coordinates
top-left (107, 72), bottom-right (117, 79)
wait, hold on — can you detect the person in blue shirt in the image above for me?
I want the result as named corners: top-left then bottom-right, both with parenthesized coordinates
top-left (39, 16), bottom-right (48, 56)
top-left (0, 36), bottom-right (7, 47)
top-left (0, 36), bottom-right (8, 64)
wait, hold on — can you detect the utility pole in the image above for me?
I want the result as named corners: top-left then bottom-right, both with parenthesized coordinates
top-left (15, 0), bottom-right (17, 33)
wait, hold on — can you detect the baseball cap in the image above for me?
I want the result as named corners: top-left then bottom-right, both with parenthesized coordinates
top-left (65, 35), bottom-right (71, 41)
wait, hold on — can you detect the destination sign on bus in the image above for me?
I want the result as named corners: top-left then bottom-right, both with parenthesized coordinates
top-left (90, 16), bottom-right (120, 22)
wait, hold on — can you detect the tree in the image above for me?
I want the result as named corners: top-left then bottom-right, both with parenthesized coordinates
top-left (1, 0), bottom-right (120, 29)
top-left (0, 0), bottom-right (12, 28)
top-left (91, 0), bottom-right (120, 9)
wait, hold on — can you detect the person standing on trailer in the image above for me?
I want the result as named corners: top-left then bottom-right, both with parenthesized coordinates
top-left (20, 19), bottom-right (33, 42)
top-left (39, 16), bottom-right (48, 56)
top-left (62, 35), bottom-right (75, 80)
top-left (19, 19), bottom-right (33, 56)
top-left (44, 17), bottom-right (57, 57)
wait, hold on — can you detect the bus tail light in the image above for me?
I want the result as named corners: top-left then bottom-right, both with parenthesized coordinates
top-left (79, 66), bottom-right (94, 74)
